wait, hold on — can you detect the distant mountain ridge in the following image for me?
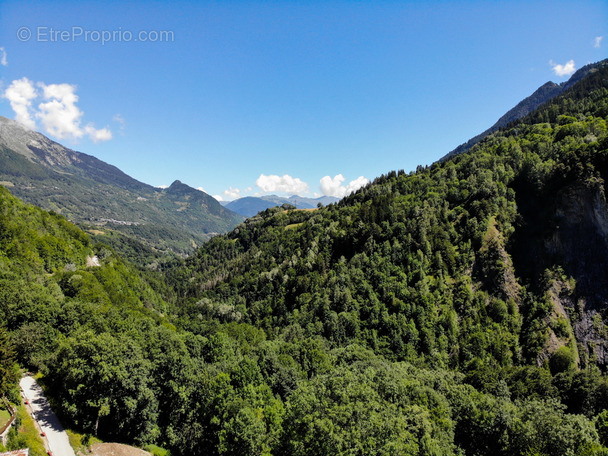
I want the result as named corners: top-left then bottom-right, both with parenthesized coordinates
top-left (0, 116), bottom-right (244, 255)
top-left (440, 60), bottom-right (608, 161)
top-left (222, 194), bottom-right (340, 217)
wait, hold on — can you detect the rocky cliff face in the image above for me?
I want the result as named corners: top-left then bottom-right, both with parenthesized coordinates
top-left (549, 182), bottom-right (608, 305)
top-left (550, 182), bottom-right (608, 366)
top-left (514, 180), bottom-right (608, 366)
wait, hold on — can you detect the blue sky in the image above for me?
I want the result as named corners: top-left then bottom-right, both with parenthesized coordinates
top-left (0, 1), bottom-right (606, 200)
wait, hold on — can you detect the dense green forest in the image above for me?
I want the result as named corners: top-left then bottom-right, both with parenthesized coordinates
top-left (1, 61), bottom-right (608, 455)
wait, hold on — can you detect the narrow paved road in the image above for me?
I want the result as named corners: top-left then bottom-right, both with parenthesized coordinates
top-left (20, 375), bottom-right (76, 456)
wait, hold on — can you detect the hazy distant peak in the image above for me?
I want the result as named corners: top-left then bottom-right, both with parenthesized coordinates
top-left (224, 194), bottom-right (341, 217)
top-left (166, 180), bottom-right (207, 196)
top-left (168, 180), bottom-right (184, 188)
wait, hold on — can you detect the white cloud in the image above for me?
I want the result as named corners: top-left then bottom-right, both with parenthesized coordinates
top-left (223, 187), bottom-right (241, 200)
top-left (320, 175), bottom-right (345, 196)
top-left (196, 186), bottom-right (206, 193)
top-left (594, 36), bottom-right (603, 48)
top-left (37, 83), bottom-right (86, 139)
top-left (3, 77), bottom-right (37, 129)
top-left (2, 78), bottom-right (112, 142)
top-left (320, 174), bottom-right (369, 198)
top-left (212, 186), bottom-right (242, 201)
top-left (0, 47), bottom-right (7, 66)
top-left (157, 185), bottom-right (169, 189)
top-left (255, 174), bottom-right (309, 194)
top-left (84, 124), bottom-right (113, 142)
top-left (550, 59), bottom-right (576, 77)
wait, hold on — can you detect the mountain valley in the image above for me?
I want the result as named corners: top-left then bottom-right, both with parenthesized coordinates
top-left (1, 59), bottom-right (608, 455)
top-left (0, 117), bottom-right (244, 257)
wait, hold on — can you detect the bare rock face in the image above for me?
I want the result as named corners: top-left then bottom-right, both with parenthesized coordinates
top-left (536, 276), bottom-right (578, 367)
top-left (550, 183), bottom-right (608, 306)
top-left (574, 306), bottom-right (608, 366)
top-left (86, 255), bottom-right (101, 267)
top-left (543, 182), bottom-right (608, 366)
top-left (509, 169), bottom-right (608, 368)
top-left (0, 115), bottom-right (78, 168)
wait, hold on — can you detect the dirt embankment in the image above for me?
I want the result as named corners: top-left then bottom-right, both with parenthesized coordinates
top-left (85, 443), bottom-right (151, 456)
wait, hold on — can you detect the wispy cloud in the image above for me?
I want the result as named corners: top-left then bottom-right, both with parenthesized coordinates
top-left (255, 174), bottom-right (309, 194)
top-left (549, 59), bottom-right (576, 77)
top-left (0, 47), bottom-right (7, 66)
top-left (2, 78), bottom-right (112, 142)
top-left (594, 36), bottom-right (603, 48)
top-left (113, 114), bottom-right (126, 134)
top-left (320, 174), bottom-right (369, 197)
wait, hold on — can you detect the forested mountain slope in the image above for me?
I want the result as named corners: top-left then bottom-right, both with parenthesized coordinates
top-left (159, 60), bottom-right (608, 453)
top-left (0, 182), bottom-right (607, 456)
top-left (441, 59), bottom-right (607, 160)
top-left (2, 60), bottom-right (608, 456)
top-left (172, 62), bottom-right (608, 371)
top-left (0, 117), bottom-right (244, 256)
top-left (0, 185), bottom-right (173, 442)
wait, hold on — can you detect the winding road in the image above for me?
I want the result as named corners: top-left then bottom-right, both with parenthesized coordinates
top-left (20, 375), bottom-right (76, 456)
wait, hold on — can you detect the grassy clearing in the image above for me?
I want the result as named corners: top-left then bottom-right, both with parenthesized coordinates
top-left (67, 428), bottom-right (103, 455)
top-left (144, 444), bottom-right (171, 456)
top-left (285, 222), bottom-right (304, 230)
top-left (0, 407), bottom-right (11, 429)
top-left (6, 403), bottom-right (46, 456)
